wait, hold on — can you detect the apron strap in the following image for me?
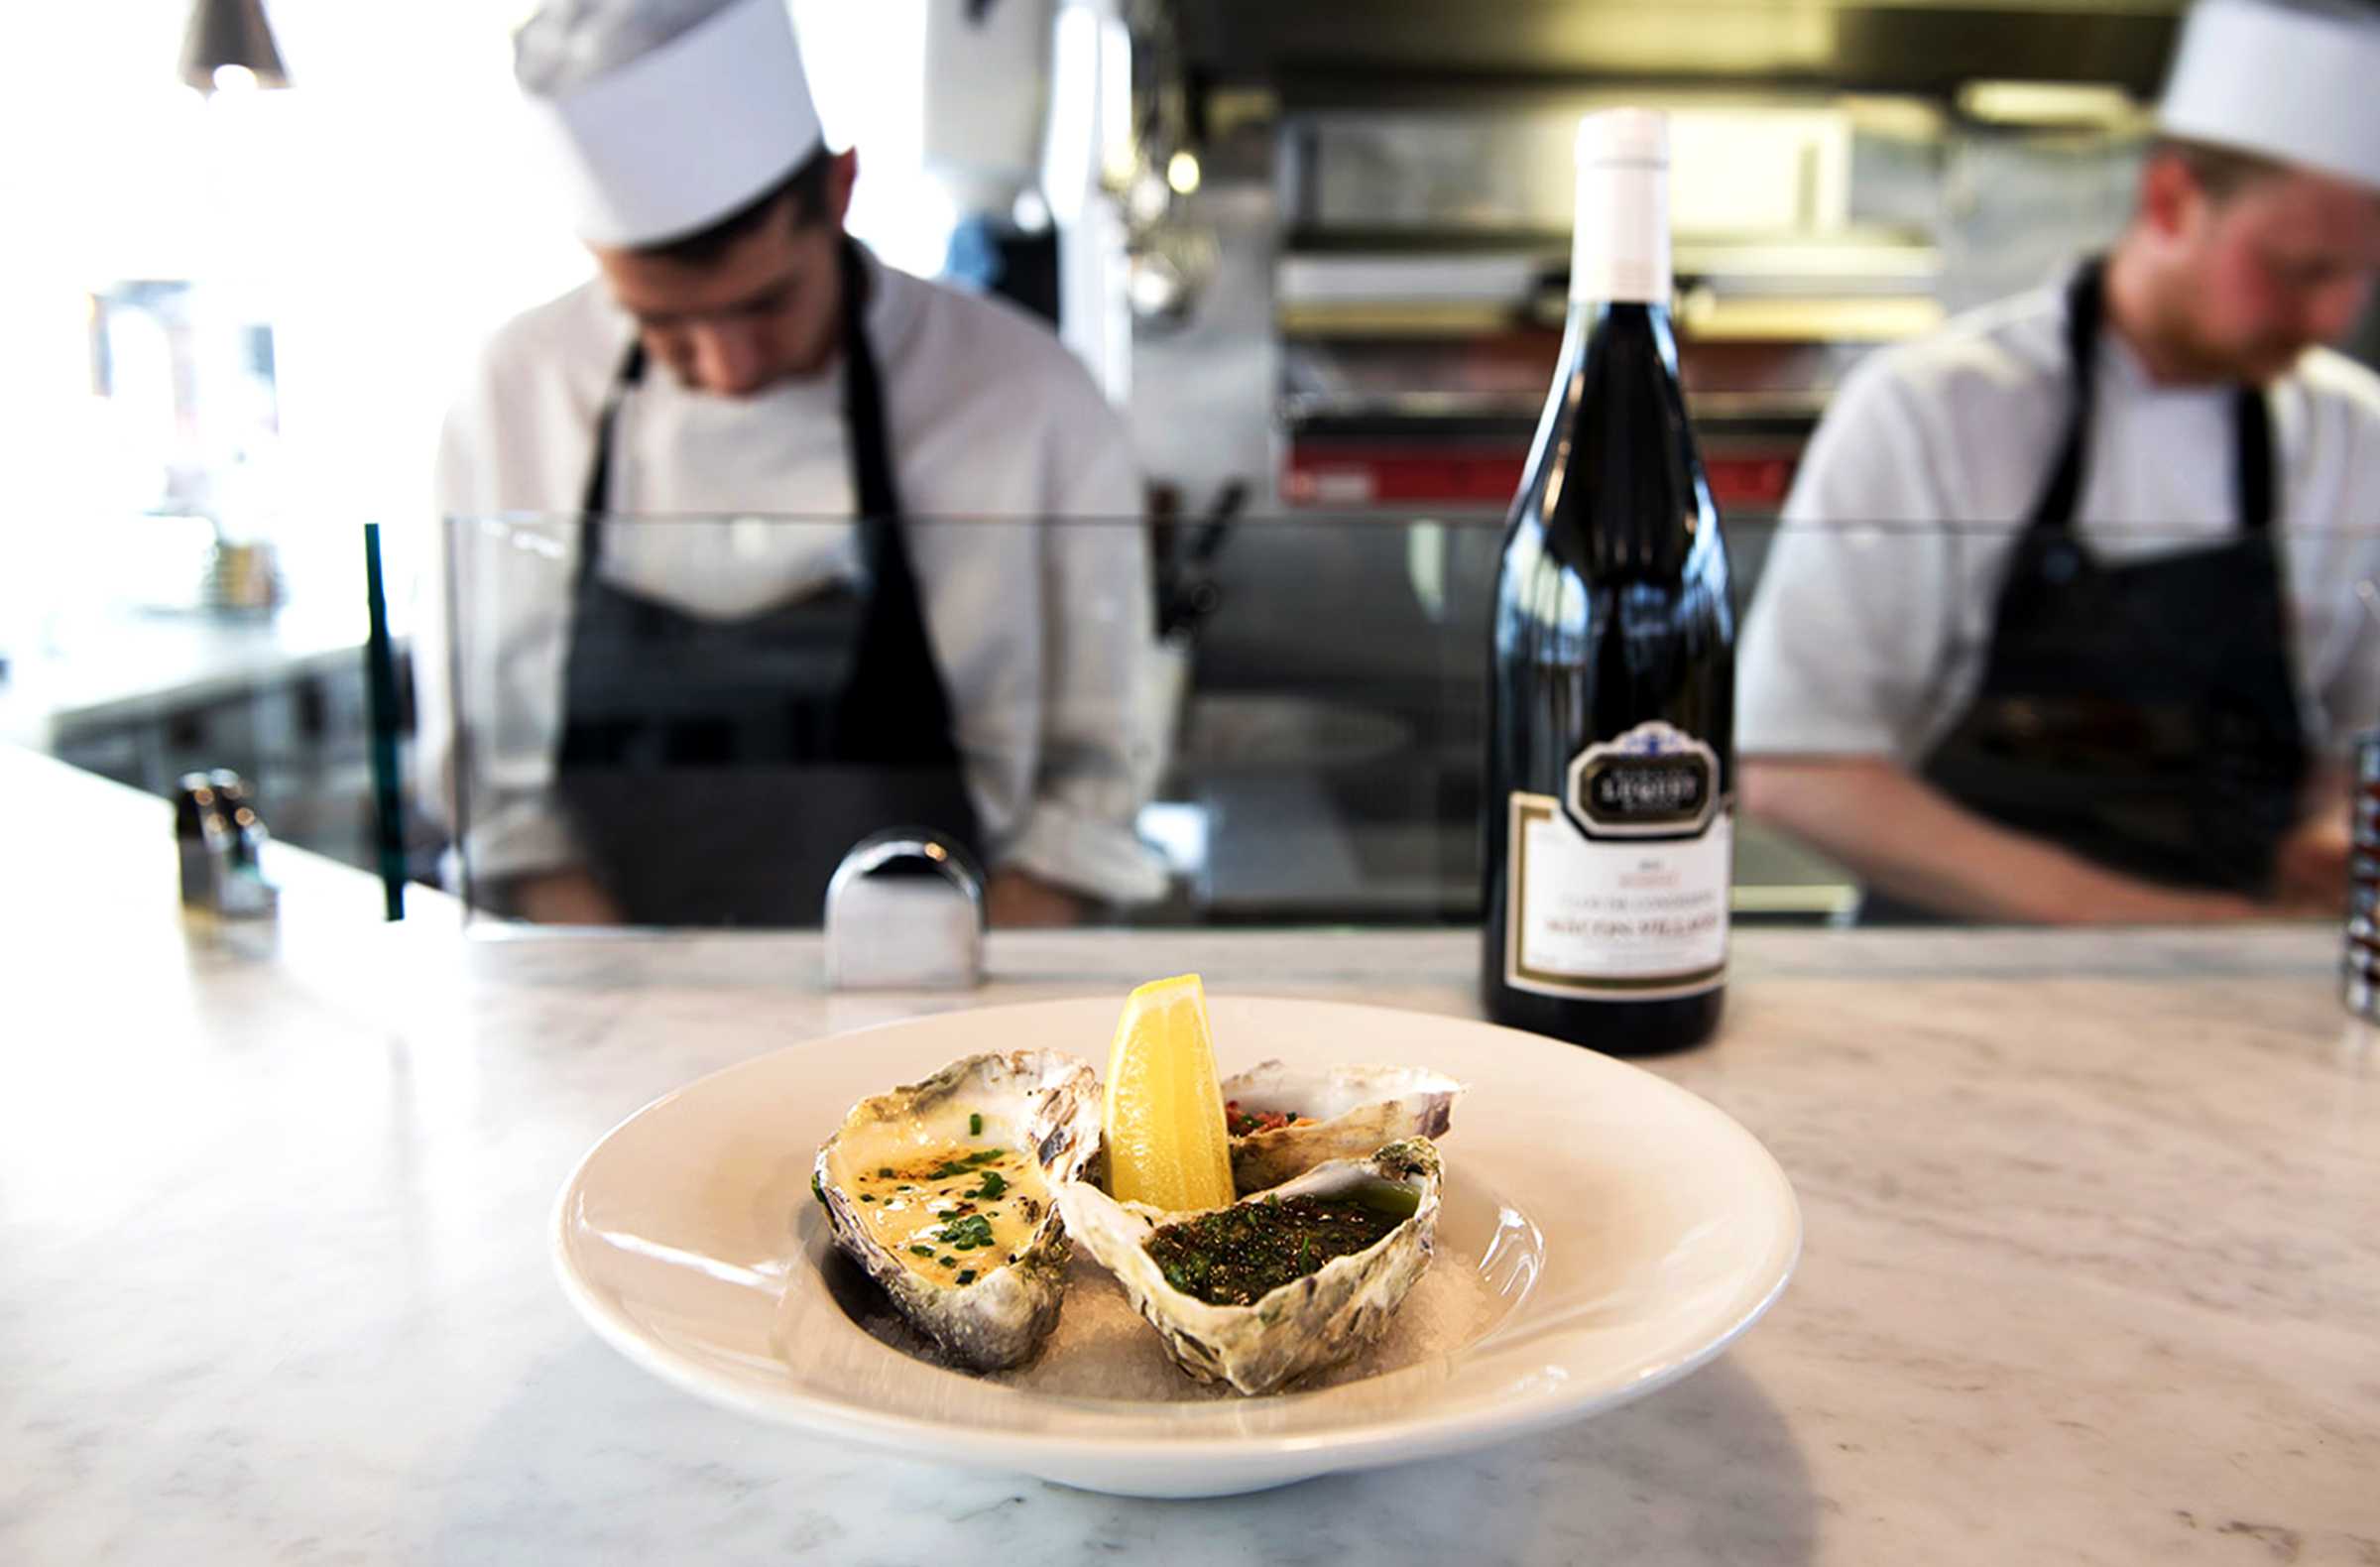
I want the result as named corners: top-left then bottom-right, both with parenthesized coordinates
top-left (830, 237), bottom-right (965, 763)
top-left (2030, 255), bottom-right (2276, 534)
top-left (2234, 380), bottom-right (2276, 534)
top-left (2026, 258), bottom-right (2106, 531)
top-left (576, 337), bottom-right (649, 585)
top-left (837, 237), bottom-right (906, 523)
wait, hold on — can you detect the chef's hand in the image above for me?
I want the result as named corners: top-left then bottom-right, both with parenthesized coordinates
top-left (2269, 807), bottom-right (2351, 916)
top-left (985, 867), bottom-right (1088, 928)
top-left (509, 867), bottom-right (625, 926)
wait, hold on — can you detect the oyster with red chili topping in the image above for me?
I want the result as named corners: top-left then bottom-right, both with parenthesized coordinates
top-left (1221, 1061), bottom-right (1463, 1194)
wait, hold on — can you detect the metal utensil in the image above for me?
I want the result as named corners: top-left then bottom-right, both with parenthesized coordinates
top-left (824, 830), bottom-right (985, 991)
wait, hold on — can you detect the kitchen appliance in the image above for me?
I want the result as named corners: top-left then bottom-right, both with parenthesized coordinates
top-left (1272, 103), bottom-right (1946, 521)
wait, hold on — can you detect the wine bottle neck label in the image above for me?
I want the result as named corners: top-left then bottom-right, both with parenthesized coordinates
top-left (1566, 721), bottom-right (1720, 839)
top-left (1572, 159), bottom-right (1671, 306)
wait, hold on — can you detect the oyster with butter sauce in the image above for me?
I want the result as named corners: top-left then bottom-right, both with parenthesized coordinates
top-left (812, 1050), bottom-right (1100, 1371)
top-left (1222, 1061), bottom-right (1463, 1195)
top-left (1057, 1138), bottom-right (1443, 1394)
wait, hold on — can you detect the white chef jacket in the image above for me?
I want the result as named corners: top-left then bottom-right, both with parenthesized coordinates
top-left (1739, 279), bottom-right (2380, 763)
top-left (417, 245), bottom-right (1168, 903)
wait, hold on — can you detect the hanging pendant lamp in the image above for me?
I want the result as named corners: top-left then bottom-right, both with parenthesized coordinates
top-left (179, 0), bottom-right (291, 94)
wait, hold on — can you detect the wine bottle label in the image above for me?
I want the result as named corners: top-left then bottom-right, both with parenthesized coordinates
top-left (1503, 722), bottom-right (1730, 999)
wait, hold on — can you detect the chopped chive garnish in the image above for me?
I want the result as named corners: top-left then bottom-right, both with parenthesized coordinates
top-left (939, 1255), bottom-right (955, 1266)
top-left (969, 1113), bottom-right (983, 1137)
top-left (925, 1149), bottom-right (1008, 1179)
top-left (938, 1215), bottom-right (995, 1251)
top-left (860, 1195), bottom-right (876, 1203)
top-left (908, 1245), bottom-right (933, 1258)
top-left (955, 1269), bottom-right (977, 1285)
top-left (878, 1167), bottom-right (893, 1178)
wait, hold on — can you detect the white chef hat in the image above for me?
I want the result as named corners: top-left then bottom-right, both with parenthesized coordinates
top-left (2158, 0), bottom-right (2380, 190)
top-left (514, 0), bottom-right (825, 248)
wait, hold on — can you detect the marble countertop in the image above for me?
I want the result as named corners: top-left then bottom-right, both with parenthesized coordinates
top-left (8, 746), bottom-right (2378, 1564)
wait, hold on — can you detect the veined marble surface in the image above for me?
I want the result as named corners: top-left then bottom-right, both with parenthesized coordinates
top-left (6, 747), bottom-right (2378, 1564)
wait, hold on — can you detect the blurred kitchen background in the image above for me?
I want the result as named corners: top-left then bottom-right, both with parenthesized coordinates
top-left (10, 0), bottom-right (2375, 922)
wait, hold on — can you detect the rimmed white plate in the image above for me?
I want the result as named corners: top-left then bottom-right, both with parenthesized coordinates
top-left (551, 995), bottom-right (1800, 1498)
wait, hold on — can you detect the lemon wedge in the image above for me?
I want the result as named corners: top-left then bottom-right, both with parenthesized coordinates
top-left (1101, 974), bottom-right (1236, 1211)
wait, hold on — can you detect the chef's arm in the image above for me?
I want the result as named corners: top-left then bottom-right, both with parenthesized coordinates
top-left (984, 867), bottom-right (1086, 927)
top-left (992, 432), bottom-right (1172, 916)
top-left (2270, 762), bottom-right (2351, 914)
top-left (411, 558), bottom-right (608, 921)
top-left (1742, 756), bottom-right (2264, 923)
top-left (492, 866), bottom-right (623, 925)
top-left (426, 383), bottom-right (607, 921)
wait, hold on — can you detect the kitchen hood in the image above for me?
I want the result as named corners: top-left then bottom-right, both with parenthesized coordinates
top-left (1175, 0), bottom-right (2185, 101)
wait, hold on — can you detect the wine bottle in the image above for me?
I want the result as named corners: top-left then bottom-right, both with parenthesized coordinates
top-left (1481, 108), bottom-right (1734, 1054)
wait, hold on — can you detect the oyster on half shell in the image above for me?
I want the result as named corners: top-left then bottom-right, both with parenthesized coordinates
top-left (812, 1050), bottom-right (1100, 1371)
top-left (1223, 1061), bottom-right (1463, 1194)
top-left (1057, 1139), bottom-right (1443, 1394)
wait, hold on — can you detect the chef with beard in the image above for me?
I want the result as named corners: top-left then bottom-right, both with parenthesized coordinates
top-left (1739, 0), bottom-right (2380, 922)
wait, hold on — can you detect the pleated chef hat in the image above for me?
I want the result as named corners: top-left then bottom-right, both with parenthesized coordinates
top-left (514, 0), bottom-right (825, 248)
top-left (2158, 0), bottom-right (2380, 190)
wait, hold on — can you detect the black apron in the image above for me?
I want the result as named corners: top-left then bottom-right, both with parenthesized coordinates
top-left (548, 239), bottom-right (982, 926)
top-left (1896, 257), bottom-right (2308, 912)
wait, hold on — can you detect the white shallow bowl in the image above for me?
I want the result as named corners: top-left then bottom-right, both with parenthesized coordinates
top-left (552, 995), bottom-right (1800, 1498)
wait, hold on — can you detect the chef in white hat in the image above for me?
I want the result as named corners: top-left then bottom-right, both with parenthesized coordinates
top-left (1738, 0), bottom-right (2380, 923)
top-left (417, 0), bottom-right (1165, 926)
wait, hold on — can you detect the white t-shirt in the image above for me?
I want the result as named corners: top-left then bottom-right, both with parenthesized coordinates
top-left (1739, 280), bottom-right (2380, 761)
top-left (419, 246), bottom-right (1168, 903)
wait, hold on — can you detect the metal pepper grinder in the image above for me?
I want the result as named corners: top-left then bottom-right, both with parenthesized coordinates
top-left (2345, 732), bottom-right (2380, 1021)
top-left (175, 770), bottom-right (279, 919)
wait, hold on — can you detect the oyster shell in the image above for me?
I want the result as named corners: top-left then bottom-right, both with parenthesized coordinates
top-left (1057, 1138), bottom-right (1443, 1394)
top-left (1222, 1061), bottom-right (1463, 1194)
top-left (812, 1050), bottom-right (1100, 1371)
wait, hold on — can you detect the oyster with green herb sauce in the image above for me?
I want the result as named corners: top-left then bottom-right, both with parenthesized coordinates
top-left (1057, 1139), bottom-right (1443, 1394)
top-left (812, 1050), bottom-right (1100, 1370)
